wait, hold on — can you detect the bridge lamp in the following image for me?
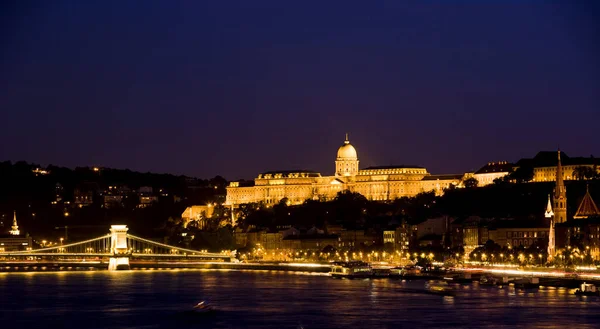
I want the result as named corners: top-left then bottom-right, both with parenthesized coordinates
top-left (60, 238), bottom-right (64, 245)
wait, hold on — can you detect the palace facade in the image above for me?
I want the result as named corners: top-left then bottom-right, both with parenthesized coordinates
top-left (225, 135), bottom-right (465, 207)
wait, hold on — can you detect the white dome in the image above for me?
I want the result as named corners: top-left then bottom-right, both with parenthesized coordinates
top-left (337, 136), bottom-right (357, 159)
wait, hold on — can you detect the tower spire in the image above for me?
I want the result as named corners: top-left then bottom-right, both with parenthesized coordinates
top-left (9, 210), bottom-right (20, 235)
top-left (544, 194), bottom-right (554, 218)
top-left (554, 149), bottom-right (567, 223)
top-left (548, 217), bottom-right (555, 259)
top-left (545, 193), bottom-right (556, 259)
top-left (344, 133), bottom-right (349, 144)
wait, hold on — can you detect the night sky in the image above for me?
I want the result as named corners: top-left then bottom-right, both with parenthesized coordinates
top-left (1, 1), bottom-right (598, 180)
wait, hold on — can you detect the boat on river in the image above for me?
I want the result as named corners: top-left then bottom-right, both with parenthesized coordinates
top-left (330, 261), bottom-right (373, 279)
top-left (192, 301), bottom-right (215, 314)
top-left (424, 281), bottom-right (455, 296)
top-left (575, 283), bottom-right (600, 296)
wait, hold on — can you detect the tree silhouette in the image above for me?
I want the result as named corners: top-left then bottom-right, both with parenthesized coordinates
top-left (509, 165), bottom-right (534, 183)
top-left (463, 177), bottom-right (479, 189)
top-left (573, 166), bottom-right (597, 180)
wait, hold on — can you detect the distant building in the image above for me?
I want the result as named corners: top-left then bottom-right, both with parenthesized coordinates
top-left (383, 230), bottom-right (395, 244)
top-left (138, 187), bottom-right (158, 208)
top-left (283, 234), bottom-right (338, 252)
top-left (32, 168), bottom-right (49, 176)
top-left (461, 216), bottom-right (489, 255)
top-left (337, 230), bottom-right (371, 250)
top-left (226, 135), bottom-right (464, 206)
top-left (394, 221), bottom-right (411, 252)
top-left (565, 218), bottom-right (600, 260)
top-left (472, 161), bottom-right (512, 186)
top-left (515, 151), bottom-right (599, 182)
top-left (55, 183), bottom-right (64, 203)
top-left (100, 185), bottom-right (132, 208)
top-left (1, 212), bottom-right (32, 252)
top-left (488, 219), bottom-right (549, 248)
top-left (415, 216), bottom-right (450, 240)
top-left (74, 189), bottom-right (94, 207)
top-left (103, 195), bottom-right (123, 209)
top-left (0, 234), bottom-right (33, 252)
top-left (418, 234), bottom-right (443, 247)
top-left (181, 205), bottom-right (215, 229)
top-left (138, 196), bottom-right (158, 208)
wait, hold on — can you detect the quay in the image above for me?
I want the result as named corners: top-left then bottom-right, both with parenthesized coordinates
top-left (1, 259), bottom-right (600, 290)
top-left (0, 261), bottom-right (332, 273)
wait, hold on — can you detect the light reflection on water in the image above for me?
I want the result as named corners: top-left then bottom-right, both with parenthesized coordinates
top-left (0, 270), bottom-right (599, 328)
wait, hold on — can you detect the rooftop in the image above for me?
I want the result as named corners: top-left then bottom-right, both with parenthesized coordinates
top-left (574, 186), bottom-right (600, 219)
top-left (475, 161), bottom-right (514, 174)
top-left (422, 174), bottom-right (464, 181)
top-left (258, 170), bottom-right (321, 178)
top-left (362, 165), bottom-right (424, 170)
top-left (489, 218), bottom-right (549, 229)
top-left (515, 151), bottom-right (599, 168)
top-left (283, 234), bottom-right (339, 240)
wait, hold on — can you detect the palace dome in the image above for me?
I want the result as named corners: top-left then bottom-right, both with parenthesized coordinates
top-left (337, 135), bottom-right (358, 159)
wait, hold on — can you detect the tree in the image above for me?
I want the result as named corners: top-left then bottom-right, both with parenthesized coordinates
top-left (463, 177), bottom-right (479, 189)
top-left (573, 166), bottom-right (597, 180)
top-left (333, 190), bottom-right (368, 229)
top-left (509, 165), bottom-right (534, 183)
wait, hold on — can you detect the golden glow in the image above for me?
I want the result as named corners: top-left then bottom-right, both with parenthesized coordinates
top-left (226, 135), bottom-right (462, 206)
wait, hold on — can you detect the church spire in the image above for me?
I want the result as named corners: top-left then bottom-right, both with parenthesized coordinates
top-left (544, 194), bottom-right (554, 218)
top-left (546, 193), bottom-right (556, 259)
top-left (554, 149), bottom-right (567, 223)
top-left (9, 210), bottom-right (20, 235)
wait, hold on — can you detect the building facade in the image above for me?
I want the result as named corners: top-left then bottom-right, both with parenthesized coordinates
top-left (515, 151), bottom-right (600, 183)
top-left (226, 135), bottom-right (464, 206)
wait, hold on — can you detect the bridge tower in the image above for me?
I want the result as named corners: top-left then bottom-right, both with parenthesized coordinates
top-left (108, 225), bottom-right (130, 271)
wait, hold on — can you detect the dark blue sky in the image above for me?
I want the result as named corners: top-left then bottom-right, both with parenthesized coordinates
top-left (1, 1), bottom-right (598, 180)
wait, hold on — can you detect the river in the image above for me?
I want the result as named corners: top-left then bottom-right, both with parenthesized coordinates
top-left (1, 269), bottom-right (599, 328)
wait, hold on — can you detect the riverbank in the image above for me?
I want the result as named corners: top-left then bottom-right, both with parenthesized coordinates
top-left (0, 261), bottom-right (332, 273)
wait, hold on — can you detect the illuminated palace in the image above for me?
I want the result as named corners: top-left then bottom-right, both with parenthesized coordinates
top-left (226, 135), bottom-right (465, 207)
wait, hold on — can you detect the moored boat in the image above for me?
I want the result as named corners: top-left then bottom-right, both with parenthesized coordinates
top-left (425, 281), bottom-right (456, 296)
top-left (330, 261), bottom-right (373, 279)
top-left (372, 268), bottom-right (390, 277)
top-left (192, 301), bottom-right (214, 314)
top-left (575, 282), bottom-right (600, 296)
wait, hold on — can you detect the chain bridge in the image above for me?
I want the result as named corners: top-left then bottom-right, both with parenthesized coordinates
top-left (0, 225), bottom-right (233, 271)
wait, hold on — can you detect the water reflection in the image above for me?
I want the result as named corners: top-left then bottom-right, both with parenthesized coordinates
top-left (1, 270), bottom-right (600, 328)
